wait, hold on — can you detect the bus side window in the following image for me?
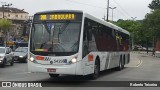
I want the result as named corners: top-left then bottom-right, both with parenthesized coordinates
top-left (88, 26), bottom-right (92, 41)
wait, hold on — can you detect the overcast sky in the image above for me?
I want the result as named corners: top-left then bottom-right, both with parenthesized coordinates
top-left (2, 0), bottom-right (152, 21)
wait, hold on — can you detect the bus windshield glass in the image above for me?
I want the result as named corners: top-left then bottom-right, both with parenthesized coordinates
top-left (30, 21), bottom-right (81, 54)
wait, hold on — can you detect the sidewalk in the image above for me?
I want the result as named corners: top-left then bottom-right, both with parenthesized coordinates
top-left (126, 53), bottom-right (142, 67)
top-left (131, 51), bottom-right (160, 58)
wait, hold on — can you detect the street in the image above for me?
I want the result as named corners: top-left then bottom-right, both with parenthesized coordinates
top-left (0, 0), bottom-right (160, 90)
top-left (0, 53), bottom-right (160, 90)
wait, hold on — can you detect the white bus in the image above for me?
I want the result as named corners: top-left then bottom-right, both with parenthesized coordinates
top-left (28, 10), bottom-right (130, 79)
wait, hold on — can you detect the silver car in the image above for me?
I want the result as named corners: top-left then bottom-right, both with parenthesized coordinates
top-left (0, 47), bottom-right (14, 67)
top-left (13, 47), bottom-right (28, 63)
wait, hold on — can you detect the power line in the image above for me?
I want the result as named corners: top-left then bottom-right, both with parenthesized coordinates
top-left (66, 0), bottom-right (106, 9)
top-left (66, 0), bottom-right (112, 20)
top-left (66, 0), bottom-right (130, 20)
top-left (112, 0), bottom-right (131, 18)
top-left (108, 1), bottom-right (131, 20)
top-left (108, 1), bottom-right (129, 20)
top-left (67, 0), bottom-right (116, 21)
top-left (114, 8), bottom-right (129, 19)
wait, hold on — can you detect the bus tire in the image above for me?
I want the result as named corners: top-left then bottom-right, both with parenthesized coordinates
top-left (116, 57), bottom-right (124, 71)
top-left (90, 60), bottom-right (100, 80)
top-left (49, 74), bottom-right (59, 78)
top-left (128, 54), bottom-right (130, 63)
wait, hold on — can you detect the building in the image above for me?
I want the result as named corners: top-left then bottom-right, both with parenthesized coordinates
top-left (0, 7), bottom-right (29, 41)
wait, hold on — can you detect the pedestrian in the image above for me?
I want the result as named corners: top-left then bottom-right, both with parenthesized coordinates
top-left (152, 48), bottom-right (155, 56)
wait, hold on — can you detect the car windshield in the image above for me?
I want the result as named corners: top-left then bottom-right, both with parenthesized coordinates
top-left (30, 22), bottom-right (81, 53)
top-left (0, 48), bottom-right (5, 53)
top-left (15, 48), bottom-right (28, 52)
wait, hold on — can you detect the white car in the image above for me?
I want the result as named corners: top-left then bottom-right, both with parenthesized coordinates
top-left (0, 47), bottom-right (14, 67)
top-left (138, 47), bottom-right (147, 51)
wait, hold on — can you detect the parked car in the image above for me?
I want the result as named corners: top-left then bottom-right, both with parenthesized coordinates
top-left (0, 47), bottom-right (14, 67)
top-left (138, 47), bottom-right (147, 51)
top-left (13, 47), bottom-right (28, 63)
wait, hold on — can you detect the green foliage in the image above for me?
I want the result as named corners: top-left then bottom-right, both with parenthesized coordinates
top-left (112, 0), bottom-right (160, 47)
top-left (0, 18), bottom-right (12, 42)
top-left (0, 18), bottom-right (12, 31)
top-left (116, 19), bottom-right (141, 32)
top-left (143, 9), bottom-right (160, 40)
top-left (149, 0), bottom-right (160, 10)
top-left (115, 19), bottom-right (145, 45)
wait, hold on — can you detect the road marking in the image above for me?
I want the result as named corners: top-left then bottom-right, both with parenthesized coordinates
top-left (126, 58), bottom-right (142, 67)
top-left (136, 59), bottom-right (142, 67)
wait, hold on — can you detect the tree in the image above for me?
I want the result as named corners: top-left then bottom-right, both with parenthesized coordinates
top-left (0, 18), bottom-right (12, 45)
top-left (149, 0), bottom-right (160, 10)
top-left (143, 9), bottom-right (160, 51)
top-left (144, 10), bottom-right (160, 40)
top-left (115, 19), bottom-right (144, 45)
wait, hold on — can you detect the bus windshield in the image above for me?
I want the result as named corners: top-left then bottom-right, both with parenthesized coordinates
top-left (30, 21), bottom-right (81, 54)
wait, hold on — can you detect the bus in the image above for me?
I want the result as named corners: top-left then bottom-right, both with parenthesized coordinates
top-left (28, 10), bottom-right (130, 79)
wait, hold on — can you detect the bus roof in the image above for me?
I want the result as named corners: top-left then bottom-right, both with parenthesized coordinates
top-left (35, 10), bottom-right (83, 15)
top-left (34, 10), bottom-right (130, 35)
top-left (83, 12), bottom-right (130, 35)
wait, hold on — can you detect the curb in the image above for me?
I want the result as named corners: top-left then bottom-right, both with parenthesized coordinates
top-left (131, 51), bottom-right (160, 58)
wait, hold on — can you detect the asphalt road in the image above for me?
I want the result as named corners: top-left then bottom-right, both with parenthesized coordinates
top-left (0, 53), bottom-right (160, 90)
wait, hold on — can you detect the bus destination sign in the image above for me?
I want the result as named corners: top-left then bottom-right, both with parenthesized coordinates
top-left (39, 13), bottom-right (75, 20)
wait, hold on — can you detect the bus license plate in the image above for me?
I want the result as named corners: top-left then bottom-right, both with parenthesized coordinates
top-left (47, 68), bottom-right (56, 72)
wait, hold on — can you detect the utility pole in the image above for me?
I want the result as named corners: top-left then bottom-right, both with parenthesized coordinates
top-left (4, 3), bottom-right (12, 17)
top-left (1, 2), bottom-right (6, 47)
top-left (1, 2), bottom-right (12, 45)
top-left (2, 5), bottom-right (4, 18)
top-left (131, 17), bottom-right (137, 50)
top-left (1, 2), bottom-right (12, 19)
top-left (1, 2), bottom-right (6, 18)
top-left (106, 0), bottom-right (110, 21)
top-left (109, 7), bottom-right (116, 22)
top-left (4, 3), bottom-right (12, 42)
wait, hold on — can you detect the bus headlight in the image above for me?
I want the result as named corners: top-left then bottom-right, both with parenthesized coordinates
top-left (71, 56), bottom-right (78, 63)
top-left (29, 57), bottom-right (34, 62)
top-left (19, 56), bottom-right (23, 58)
top-left (71, 58), bottom-right (77, 63)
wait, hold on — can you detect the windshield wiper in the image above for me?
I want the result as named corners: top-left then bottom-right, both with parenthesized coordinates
top-left (58, 21), bottom-right (70, 43)
top-left (43, 21), bottom-right (52, 41)
top-left (40, 42), bottom-right (47, 49)
top-left (59, 21), bottom-right (70, 34)
top-left (71, 41), bottom-right (79, 49)
top-left (43, 21), bottom-right (50, 34)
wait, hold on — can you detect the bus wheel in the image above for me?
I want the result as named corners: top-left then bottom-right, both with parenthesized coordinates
top-left (49, 74), bottom-right (59, 78)
top-left (90, 60), bottom-right (100, 80)
top-left (116, 60), bottom-right (124, 71)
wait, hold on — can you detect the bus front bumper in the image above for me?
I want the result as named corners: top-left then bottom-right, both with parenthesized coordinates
top-left (28, 60), bottom-right (82, 75)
